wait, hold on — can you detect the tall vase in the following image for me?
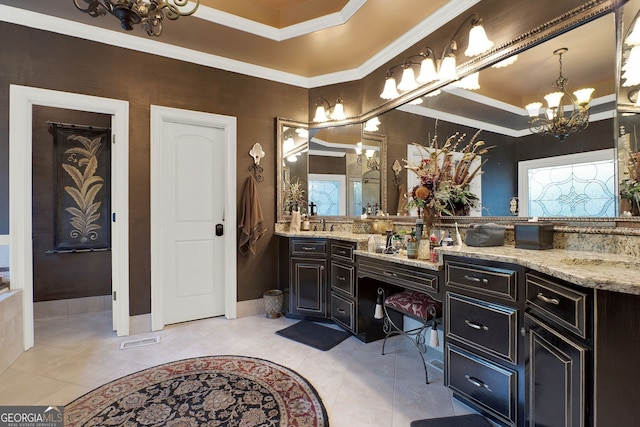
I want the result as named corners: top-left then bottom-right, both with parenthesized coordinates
top-left (422, 208), bottom-right (438, 235)
top-left (417, 208), bottom-right (438, 260)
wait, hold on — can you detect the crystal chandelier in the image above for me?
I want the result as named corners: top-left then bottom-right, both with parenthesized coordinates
top-left (525, 48), bottom-right (594, 141)
top-left (73, 0), bottom-right (200, 36)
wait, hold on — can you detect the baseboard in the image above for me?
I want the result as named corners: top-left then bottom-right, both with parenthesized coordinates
top-left (236, 298), bottom-right (265, 318)
top-left (33, 295), bottom-right (111, 319)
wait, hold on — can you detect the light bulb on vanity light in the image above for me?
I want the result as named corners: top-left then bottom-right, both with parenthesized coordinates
top-left (380, 75), bottom-right (400, 99)
top-left (464, 19), bottom-right (494, 56)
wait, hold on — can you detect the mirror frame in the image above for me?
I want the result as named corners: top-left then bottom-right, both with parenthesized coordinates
top-left (277, 0), bottom-right (640, 227)
top-left (276, 117), bottom-right (308, 222)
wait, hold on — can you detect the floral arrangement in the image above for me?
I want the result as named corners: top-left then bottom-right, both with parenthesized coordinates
top-left (283, 177), bottom-right (307, 214)
top-left (620, 151), bottom-right (640, 214)
top-left (404, 122), bottom-right (493, 218)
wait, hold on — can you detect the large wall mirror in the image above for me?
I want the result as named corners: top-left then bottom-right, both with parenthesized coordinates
top-left (381, 10), bottom-right (618, 219)
top-left (277, 0), bottom-right (640, 225)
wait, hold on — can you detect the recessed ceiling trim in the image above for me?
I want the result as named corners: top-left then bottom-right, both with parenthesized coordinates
top-left (443, 86), bottom-right (528, 116)
top-left (400, 103), bottom-right (527, 137)
top-left (307, 0), bottom-right (481, 88)
top-left (194, 0), bottom-right (366, 41)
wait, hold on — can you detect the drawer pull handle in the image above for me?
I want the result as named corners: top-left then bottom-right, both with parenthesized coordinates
top-left (337, 250), bottom-right (346, 255)
top-left (465, 320), bottom-right (489, 331)
top-left (383, 271), bottom-right (398, 278)
top-left (465, 375), bottom-right (492, 392)
top-left (337, 276), bottom-right (346, 281)
top-left (302, 246), bottom-right (316, 251)
top-left (464, 275), bottom-right (488, 284)
top-left (536, 293), bottom-right (560, 305)
top-left (337, 308), bottom-right (346, 314)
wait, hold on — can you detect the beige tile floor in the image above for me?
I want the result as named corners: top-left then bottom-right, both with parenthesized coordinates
top-left (0, 311), bottom-right (481, 427)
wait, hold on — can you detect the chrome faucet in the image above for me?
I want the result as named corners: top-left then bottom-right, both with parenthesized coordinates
top-left (321, 219), bottom-right (326, 231)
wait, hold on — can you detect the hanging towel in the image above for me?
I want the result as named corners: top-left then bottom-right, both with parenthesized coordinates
top-left (239, 175), bottom-right (267, 255)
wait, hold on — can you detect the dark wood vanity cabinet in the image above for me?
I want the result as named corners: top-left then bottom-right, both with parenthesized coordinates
top-left (524, 273), bottom-right (593, 427)
top-left (285, 238), bottom-right (329, 319)
top-left (329, 240), bottom-right (357, 332)
top-left (278, 237), bottom-right (359, 324)
top-left (444, 255), bottom-right (525, 427)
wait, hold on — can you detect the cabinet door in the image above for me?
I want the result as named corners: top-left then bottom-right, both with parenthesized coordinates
top-left (525, 314), bottom-right (588, 427)
top-left (291, 257), bottom-right (327, 317)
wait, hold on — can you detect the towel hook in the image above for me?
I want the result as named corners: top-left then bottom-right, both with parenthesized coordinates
top-left (249, 142), bottom-right (265, 182)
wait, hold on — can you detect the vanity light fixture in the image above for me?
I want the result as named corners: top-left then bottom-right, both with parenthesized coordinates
top-left (379, 13), bottom-right (493, 99)
top-left (72, 0), bottom-right (199, 36)
top-left (525, 48), bottom-right (593, 141)
top-left (313, 96), bottom-right (346, 122)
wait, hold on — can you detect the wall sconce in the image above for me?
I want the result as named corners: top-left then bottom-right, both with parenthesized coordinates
top-left (380, 13), bottom-right (493, 99)
top-left (392, 159), bottom-right (402, 188)
top-left (355, 143), bottom-right (379, 170)
top-left (313, 96), bottom-right (346, 122)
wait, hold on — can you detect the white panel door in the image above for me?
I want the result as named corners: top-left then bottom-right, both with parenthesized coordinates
top-left (161, 121), bottom-right (226, 324)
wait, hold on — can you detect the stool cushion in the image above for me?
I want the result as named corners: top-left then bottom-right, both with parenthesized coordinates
top-left (410, 414), bottom-right (492, 427)
top-left (384, 290), bottom-right (442, 320)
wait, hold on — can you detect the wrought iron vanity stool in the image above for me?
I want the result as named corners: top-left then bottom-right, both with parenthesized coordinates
top-left (376, 288), bottom-right (442, 383)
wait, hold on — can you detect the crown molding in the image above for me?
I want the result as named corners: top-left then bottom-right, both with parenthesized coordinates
top-left (0, 5), bottom-right (311, 87)
top-left (0, 1), bottom-right (479, 89)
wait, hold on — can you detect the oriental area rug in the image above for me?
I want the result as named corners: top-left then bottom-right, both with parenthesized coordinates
top-left (65, 355), bottom-right (329, 427)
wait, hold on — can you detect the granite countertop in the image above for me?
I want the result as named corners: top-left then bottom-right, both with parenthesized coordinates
top-left (275, 231), bottom-right (640, 295)
top-left (437, 244), bottom-right (640, 295)
top-left (274, 230), bottom-right (370, 244)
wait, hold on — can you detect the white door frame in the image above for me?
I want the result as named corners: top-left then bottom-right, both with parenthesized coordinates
top-left (9, 85), bottom-right (130, 349)
top-left (150, 105), bottom-right (237, 331)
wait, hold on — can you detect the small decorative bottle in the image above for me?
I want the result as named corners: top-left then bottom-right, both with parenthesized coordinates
top-left (429, 233), bottom-right (439, 263)
top-left (407, 230), bottom-right (418, 259)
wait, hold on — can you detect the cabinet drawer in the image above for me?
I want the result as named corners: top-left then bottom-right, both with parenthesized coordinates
top-left (331, 241), bottom-right (355, 262)
top-left (331, 261), bottom-right (354, 296)
top-left (446, 260), bottom-right (518, 301)
top-left (291, 240), bottom-right (327, 256)
top-left (331, 292), bottom-right (355, 331)
top-left (358, 257), bottom-right (438, 294)
top-left (447, 344), bottom-right (518, 426)
top-left (446, 293), bottom-right (518, 364)
top-left (526, 273), bottom-right (589, 339)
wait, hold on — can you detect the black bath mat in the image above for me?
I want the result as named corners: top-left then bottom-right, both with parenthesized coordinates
top-left (410, 414), bottom-right (492, 427)
top-left (276, 320), bottom-right (351, 351)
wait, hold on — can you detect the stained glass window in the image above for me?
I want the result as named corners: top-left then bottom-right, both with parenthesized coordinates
top-left (519, 150), bottom-right (616, 217)
top-left (308, 174), bottom-right (346, 216)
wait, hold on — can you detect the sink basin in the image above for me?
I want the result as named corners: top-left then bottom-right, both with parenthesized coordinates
top-left (560, 257), bottom-right (640, 270)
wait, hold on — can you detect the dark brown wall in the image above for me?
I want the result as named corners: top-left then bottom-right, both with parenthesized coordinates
top-left (0, 22), bottom-right (308, 315)
top-left (32, 107), bottom-right (112, 302)
top-left (309, 155), bottom-right (346, 175)
top-left (515, 118), bottom-right (615, 161)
